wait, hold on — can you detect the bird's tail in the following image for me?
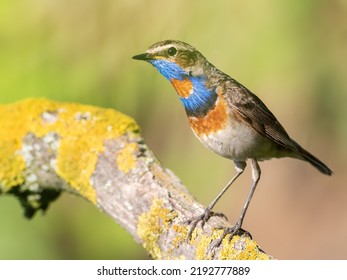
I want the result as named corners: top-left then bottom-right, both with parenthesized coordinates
top-left (296, 145), bottom-right (333, 176)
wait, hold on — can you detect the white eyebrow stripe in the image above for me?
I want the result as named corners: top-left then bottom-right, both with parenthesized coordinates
top-left (147, 44), bottom-right (172, 54)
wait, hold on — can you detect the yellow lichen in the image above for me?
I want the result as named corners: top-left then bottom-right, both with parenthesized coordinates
top-left (137, 198), bottom-right (177, 260)
top-left (116, 143), bottom-right (137, 173)
top-left (194, 230), bottom-right (214, 260)
top-left (0, 141), bottom-right (26, 191)
top-left (171, 223), bottom-right (189, 248)
top-left (218, 235), bottom-right (270, 260)
top-left (192, 227), bottom-right (270, 260)
top-left (0, 98), bottom-right (139, 203)
top-left (136, 197), bottom-right (269, 260)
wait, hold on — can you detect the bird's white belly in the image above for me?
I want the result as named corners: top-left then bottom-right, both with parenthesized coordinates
top-left (196, 124), bottom-right (277, 161)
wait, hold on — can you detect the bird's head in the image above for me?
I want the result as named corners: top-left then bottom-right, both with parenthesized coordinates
top-left (132, 40), bottom-right (207, 81)
top-left (133, 40), bottom-right (219, 117)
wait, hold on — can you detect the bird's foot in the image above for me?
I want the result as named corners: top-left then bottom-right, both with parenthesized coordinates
top-left (211, 223), bottom-right (252, 249)
top-left (186, 208), bottom-right (227, 240)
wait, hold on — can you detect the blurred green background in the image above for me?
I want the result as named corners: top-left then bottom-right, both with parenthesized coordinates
top-left (0, 0), bottom-right (346, 259)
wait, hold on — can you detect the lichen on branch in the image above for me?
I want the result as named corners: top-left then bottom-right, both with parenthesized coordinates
top-left (0, 98), bottom-right (271, 260)
top-left (0, 98), bottom-right (138, 209)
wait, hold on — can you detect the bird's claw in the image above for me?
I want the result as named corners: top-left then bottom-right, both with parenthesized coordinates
top-left (211, 224), bottom-right (252, 249)
top-left (186, 208), bottom-right (228, 240)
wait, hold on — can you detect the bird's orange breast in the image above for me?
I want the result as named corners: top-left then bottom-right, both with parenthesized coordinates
top-left (188, 93), bottom-right (229, 136)
top-left (171, 78), bottom-right (193, 98)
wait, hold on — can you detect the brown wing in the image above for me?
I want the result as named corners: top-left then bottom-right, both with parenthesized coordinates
top-left (225, 81), bottom-right (299, 152)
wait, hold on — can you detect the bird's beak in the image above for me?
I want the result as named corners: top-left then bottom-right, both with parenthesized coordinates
top-left (132, 53), bottom-right (153, 61)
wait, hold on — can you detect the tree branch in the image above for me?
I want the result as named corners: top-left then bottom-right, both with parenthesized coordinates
top-left (0, 98), bottom-right (271, 260)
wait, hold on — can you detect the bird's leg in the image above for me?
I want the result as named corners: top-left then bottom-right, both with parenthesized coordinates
top-left (186, 161), bottom-right (246, 240)
top-left (213, 159), bottom-right (261, 247)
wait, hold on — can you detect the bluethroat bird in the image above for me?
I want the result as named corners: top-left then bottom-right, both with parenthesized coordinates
top-left (133, 40), bottom-right (333, 243)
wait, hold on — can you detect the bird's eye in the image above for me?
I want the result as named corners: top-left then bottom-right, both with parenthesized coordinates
top-left (167, 47), bottom-right (177, 57)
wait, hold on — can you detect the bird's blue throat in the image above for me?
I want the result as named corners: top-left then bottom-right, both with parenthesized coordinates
top-left (150, 59), bottom-right (217, 117)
